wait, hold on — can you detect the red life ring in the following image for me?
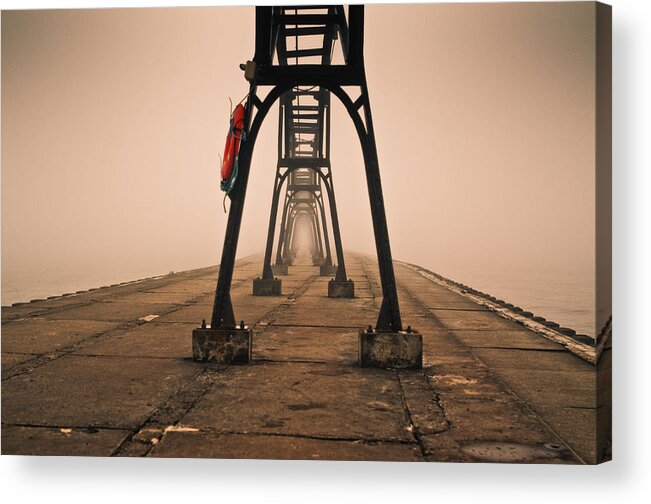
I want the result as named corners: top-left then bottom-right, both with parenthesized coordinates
top-left (221, 104), bottom-right (245, 182)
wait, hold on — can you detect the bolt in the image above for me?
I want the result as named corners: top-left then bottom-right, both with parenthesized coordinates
top-left (406, 325), bottom-right (412, 333)
top-left (367, 325), bottom-right (373, 333)
top-left (201, 319), bottom-right (206, 329)
top-left (240, 320), bottom-right (245, 329)
top-left (239, 63), bottom-right (246, 71)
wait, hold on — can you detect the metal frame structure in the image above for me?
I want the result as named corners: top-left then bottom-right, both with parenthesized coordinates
top-left (261, 16), bottom-right (346, 281)
top-left (275, 169), bottom-right (331, 267)
top-left (210, 5), bottom-right (403, 333)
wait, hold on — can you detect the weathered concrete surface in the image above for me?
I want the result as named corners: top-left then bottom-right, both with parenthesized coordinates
top-left (252, 277), bottom-right (282, 296)
top-left (1, 253), bottom-right (605, 463)
top-left (359, 330), bottom-right (423, 369)
top-left (319, 264), bottom-right (337, 277)
top-left (152, 431), bottom-right (423, 461)
top-left (327, 279), bottom-right (355, 298)
top-left (192, 327), bottom-right (252, 363)
top-left (272, 264), bottom-right (288, 276)
top-left (1, 426), bottom-right (130, 457)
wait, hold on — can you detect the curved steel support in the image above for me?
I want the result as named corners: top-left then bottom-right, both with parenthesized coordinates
top-left (283, 210), bottom-right (296, 262)
top-left (210, 85), bottom-right (284, 328)
top-left (268, 166), bottom-right (338, 273)
top-left (311, 207), bottom-right (324, 261)
top-left (275, 192), bottom-right (291, 265)
top-left (315, 192), bottom-right (333, 266)
top-left (261, 170), bottom-right (284, 280)
top-left (211, 79), bottom-right (402, 332)
top-left (318, 170), bottom-right (347, 282)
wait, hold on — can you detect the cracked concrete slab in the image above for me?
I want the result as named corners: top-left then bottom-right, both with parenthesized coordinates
top-left (110, 290), bottom-right (204, 305)
top-left (179, 362), bottom-right (412, 442)
top-left (278, 297), bottom-right (378, 328)
top-left (473, 347), bottom-right (594, 372)
top-left (428, 309), bottom-right (526, 331)
top-left (450, 329), bottom-right (563, 351)
top-left (45, 302), bottom-right (180, 323)
top-left (1, 426), bottom-right (130, 457)
top-left (254, 325), bottom-right (358, 363)
top-left (1, 354), bottom-right (199, 429)
top-left (494, 368), bottom-right (597, 409)
top-left (150, 431), bottom-right (423, 461)
top-left (1, 318), bottom-right (120, 354)
top-left (1, 352), bottom-right (38, 369)
top-left (143, 279), bottom-right (219, 295)
top-left (155, 297), bottom-right (284, 325)
top-left (71, 322), bottom-right (197, 359)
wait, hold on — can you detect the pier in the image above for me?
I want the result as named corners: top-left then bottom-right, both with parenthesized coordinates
top-left (1, 4), bottom-right (611, 466)
top-left (1, 253), bottom-right (610, 463)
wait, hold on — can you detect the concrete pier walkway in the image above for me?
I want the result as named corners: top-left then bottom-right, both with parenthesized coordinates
top-left (1, 254), bottom-right (607, 463)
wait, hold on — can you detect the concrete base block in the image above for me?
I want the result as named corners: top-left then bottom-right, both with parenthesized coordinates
top-left (253, 278), bottom-right (282, 296)
top-left (272, 264), bottom-right (288, 276)
top-left (358, 330), bottom-right (423, 369)
top-left (320, 264), bottom-right (338, 277)
top-left (192, 327), bottom-right (252, 363)
top-left (328, 279), bottom-right (355, 298)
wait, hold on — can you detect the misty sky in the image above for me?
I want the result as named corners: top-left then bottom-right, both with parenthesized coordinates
top-left (1, 3), bottom-right (599, 330)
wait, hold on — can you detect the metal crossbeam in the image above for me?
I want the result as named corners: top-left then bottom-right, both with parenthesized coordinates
top-left (275, 14), bottom-right (338, 26)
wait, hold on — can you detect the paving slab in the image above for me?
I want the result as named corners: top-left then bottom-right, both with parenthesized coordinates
top-left (1, 352), bottom-right (37, 369)
top-left (254, 325), bottom-right (358, 363)
top-left (473, 347), bottom-right (592, 372)
top-left (109, 290), bottom-right (203, 305)
top-left (277, 297), bottom-right (378, 328)
top-left (428, 309), bottom-right (526, 331)
top-left (143, 278), bottom-right (219, 295)
top-left (179, 362), bottom-right (412, 442)
top-left (2, 298), bottom-right (93, 321)
top-left (150, 431), bottom-right (423, 461)
top-left (409, 289), bottom-right (492, 311)
top-left (71, 322), bottom-right (197, 359)
top-left (1, 318), bottom-right (120, 354)
top-left (495, 368), bottom-right (597, 409)
top-left (536, 406), bottom-right (599, 463)
top-left (156, 297), bottom-right (283, 325)
top-left (1, 426), bottom-right (129, 457)
top-left (450, 329), bottom-right (563, 351)
top-left (45, 301), bottom-right (180, 323)
top-left (1, 354), bottom-right (199, 428)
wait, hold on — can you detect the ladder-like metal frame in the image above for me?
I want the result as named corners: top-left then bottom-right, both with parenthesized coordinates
top-left (210, 5), bottom-right (403, 332)
top-left (262, 7), bottom-right (346, 280)
top-left (275, 171), bottom-right (331, 266)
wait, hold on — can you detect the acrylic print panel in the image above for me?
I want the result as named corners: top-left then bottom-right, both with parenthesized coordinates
top-left (1, 2), bottom-right (611, 464)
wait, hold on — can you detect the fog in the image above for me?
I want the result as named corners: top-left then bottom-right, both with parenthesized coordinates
top-left (2, 4), bottom-right (599, 333)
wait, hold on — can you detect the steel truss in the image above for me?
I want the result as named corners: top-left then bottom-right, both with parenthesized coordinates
top-left (210, 5), bottom-right (404, 332)
top-left (275, 169), bottom-right (331, 267)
